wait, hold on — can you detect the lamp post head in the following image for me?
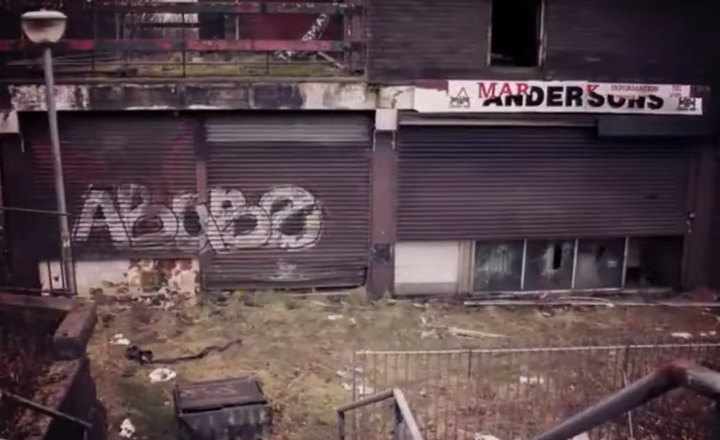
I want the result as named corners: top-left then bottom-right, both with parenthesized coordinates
top-left (21, 10), bottom-right (67, 45)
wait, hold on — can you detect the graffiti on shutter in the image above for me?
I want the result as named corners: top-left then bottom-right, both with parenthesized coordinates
top-left (71, 183), bottom-right (323, 253)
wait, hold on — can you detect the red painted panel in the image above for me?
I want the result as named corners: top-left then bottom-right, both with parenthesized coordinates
top-left (239, 0), bottom-right (342, 42)
top-left (0, 39), bottom-right (343, 52)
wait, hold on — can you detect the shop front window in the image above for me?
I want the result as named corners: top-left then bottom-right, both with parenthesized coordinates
top-left (472, 236), bottom-right (684, 294)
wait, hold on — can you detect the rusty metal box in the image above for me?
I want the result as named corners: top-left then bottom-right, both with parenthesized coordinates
top-left (174, 376), bottom-right (273, 440)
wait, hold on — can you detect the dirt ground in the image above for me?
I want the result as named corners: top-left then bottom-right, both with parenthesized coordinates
top-left (88, 291), bottom-right (720, 440)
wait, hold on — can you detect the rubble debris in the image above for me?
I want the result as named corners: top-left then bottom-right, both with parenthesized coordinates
top-left (327, 314), bottom-right (344, 321)
top-left (671, 332), bottom-right (693, 339)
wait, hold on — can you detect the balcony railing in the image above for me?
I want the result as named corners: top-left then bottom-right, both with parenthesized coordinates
top-left (0, 0), bottom-right (366, 80)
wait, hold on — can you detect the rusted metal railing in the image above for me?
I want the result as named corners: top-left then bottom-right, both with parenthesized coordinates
top-left (0, 1), bottom-right (366, 79)
top-left (530, 360), bottom-right (720, 440)
top-left (353, 341), bottom-right (720, 440)
top-left (338, 388), bottom-right (424, 440)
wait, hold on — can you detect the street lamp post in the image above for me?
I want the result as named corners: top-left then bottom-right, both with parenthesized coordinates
top-left (21, 10), bottom-right (77, 295)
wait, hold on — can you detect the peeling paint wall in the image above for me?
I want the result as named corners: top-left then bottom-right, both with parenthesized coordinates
top-left (39, 258), bottom-right (198, 299)
top-left (9, 85), bottom-right (90, 111)
top-left (6, 82), bottom-right (413, 112)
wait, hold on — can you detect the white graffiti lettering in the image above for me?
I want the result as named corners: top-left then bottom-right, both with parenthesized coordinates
top-left (274, 13), bottom-right (330, 61)
top-left (71, 184), bottom-right (323, 253)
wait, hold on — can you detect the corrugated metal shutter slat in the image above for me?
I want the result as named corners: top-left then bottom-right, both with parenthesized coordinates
top-left (25, 113), bottom-right (197, 258)
top-left (398, 126), bottom-right (692, 241)
top-left (204, 113), bottom-right (371, 289)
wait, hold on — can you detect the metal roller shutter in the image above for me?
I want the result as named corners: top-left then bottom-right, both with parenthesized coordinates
top-left (21, 113), bottom-right (197, 258)
top-left (203, 112), bottom-right (371, 289)
top-left (398, 126), bottom-right (692, 240)
top-left (707, 172), bottom-right (720, 289)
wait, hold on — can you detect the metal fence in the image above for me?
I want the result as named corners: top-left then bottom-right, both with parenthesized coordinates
top-left (0, 1), bottom-right (366, 79)
top-left (352, 341), bottom-right (720, 440)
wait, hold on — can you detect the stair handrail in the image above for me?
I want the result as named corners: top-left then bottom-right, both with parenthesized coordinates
top-left (529, 359), bottom-right (720, 440)
top-left (337, 388), bottom-right (424, 440)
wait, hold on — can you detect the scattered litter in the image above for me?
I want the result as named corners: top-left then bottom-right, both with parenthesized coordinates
top-left (421, 330), bottom-right (437, 339)
top-left (119, 418), bottom-right (136, 438)
top-left (671, 332), bottom-right (693, 339)
top-left (700, 331), bottom-right (718, 337)
top-left (474, 434), bottom-right (501, 440)
top-left (449, 327), bottom-right (506, 339)
top-left (349, 317), bottom-right (357, 325)
top-left (341, 381), bottom-right (375, 396)
top-left (355, 383), bottom-right (375, 396)
top-left (149, 368), bottom-right (177, 383)
top-left (571, 433), bottom-right (590, 440)
top-left (327, 314), bottom-right (344, 321)
top-left (412, 303), bottom-right (427, 309)
top-left (354, 366), bottom-right (364, 375)
top-left (110, 333), bottom-right (131, 346)
top-left (126, 345), bottom-right (154, 364)
top-left (126, 339), bottom-right (242, 365)
top-left (519, 375), bottom-right (545, 385)
top-left (337, 366), bottom-right (364, 378)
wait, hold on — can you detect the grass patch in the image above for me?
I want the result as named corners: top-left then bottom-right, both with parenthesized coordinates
top-left (89, 294), bottom-right (720, 440)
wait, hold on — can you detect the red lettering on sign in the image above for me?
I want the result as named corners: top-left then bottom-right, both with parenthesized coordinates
top-left (586, 84), bottom-right (599, 94)
top-left (499, 83), bottom-right (513, 96)
top-left (516, 83), bottom-right (529, 95)
top-left (478, 82), bottom-right (497, 99)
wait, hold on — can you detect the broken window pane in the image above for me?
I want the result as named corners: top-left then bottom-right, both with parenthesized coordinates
top-left (473, 241), bottom-right (524, 292)
top-left (524, 239), bottom-right (574, 290)
top-left (489, 0), bottom-right (542, 67)
top-left (575, 238), bottom-right (625, 289)
top-left (625, 236), bottom-right (683, 288)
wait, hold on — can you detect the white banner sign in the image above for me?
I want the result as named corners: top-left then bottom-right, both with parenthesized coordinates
top-left (414, 81), bottom-right (702, 116)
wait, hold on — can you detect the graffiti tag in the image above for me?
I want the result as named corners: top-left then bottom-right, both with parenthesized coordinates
top-left (71, 184), bottom-right (323, 253)
top-left (274, 13), bottom-right (330, 61)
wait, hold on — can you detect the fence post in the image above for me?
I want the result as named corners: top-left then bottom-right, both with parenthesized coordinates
top-left (338, 410), bottom-right (346, 440)
top-left (393, 400), bottom-right (406, 440)
top-left (467, 349), bottom-right (473, 377)
top-left (622, 344), bottom-right (635, 438)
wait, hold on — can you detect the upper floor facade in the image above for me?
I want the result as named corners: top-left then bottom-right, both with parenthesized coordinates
top-left (0, 0), bottom-right (714, 87)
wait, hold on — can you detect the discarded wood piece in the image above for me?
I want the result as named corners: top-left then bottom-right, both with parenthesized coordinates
top-left (448, 327), bottom-right (506, 339)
